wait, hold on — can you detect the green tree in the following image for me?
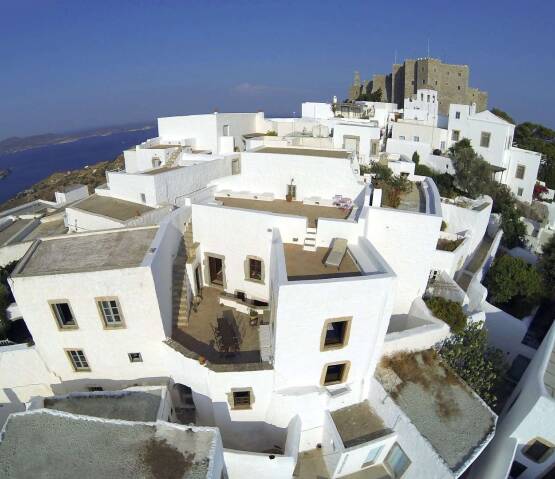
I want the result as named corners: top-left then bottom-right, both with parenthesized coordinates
top-left (486, 255), bottom-right (544, 304)
top-left (539, 234), bottom-right (555, 296)
top-left (439, 321), bottom-right (506, 407)
top-left (369, 163), bottom-right (393, 182)
top-left (491, 108), bottom-right (515, 124)
top-left (498, 206), bottom-right (527, 248)
top-left (449, 140), bottom-right (491, 199)
top-left (412, 151), bottom-right (420, 165)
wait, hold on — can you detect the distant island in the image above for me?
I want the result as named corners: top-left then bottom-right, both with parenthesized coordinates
top-left (0, 122), bottom-right (156, 155)
top-left (0, 168), bottom-right (10, 180)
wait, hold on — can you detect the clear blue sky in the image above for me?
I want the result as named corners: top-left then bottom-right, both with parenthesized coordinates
top-left (1, 0), bottom-right (554, 139)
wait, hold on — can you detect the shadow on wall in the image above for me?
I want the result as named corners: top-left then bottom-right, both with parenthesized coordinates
top-left (1, 388), bottom-right (26, 427)
top-left (191, 389), bottom-right (288, 453)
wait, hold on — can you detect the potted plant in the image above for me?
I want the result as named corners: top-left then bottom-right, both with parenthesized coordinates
top-left (286, 194), bottom-right (292, 202)
top-left (198, 355), bottom-right (206, 365)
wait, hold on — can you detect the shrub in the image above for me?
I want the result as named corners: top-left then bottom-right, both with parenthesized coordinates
top-left (439, 321), bottom-right (506, 407)
top-left (415, 164), bottom-right (433, 177)
top-left (441, 220), bottom-right (447, 231)
top-left (425, 296), bottom-right (467, 334)
top-left (265, 130), bottom-right (277, 136)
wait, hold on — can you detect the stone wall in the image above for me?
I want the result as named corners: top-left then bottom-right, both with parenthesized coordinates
top-left (349, 58), bottom-right (488, 114)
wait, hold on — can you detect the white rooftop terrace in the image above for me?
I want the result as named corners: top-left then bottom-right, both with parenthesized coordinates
top-left (12, 226), bottom-right (159, 277)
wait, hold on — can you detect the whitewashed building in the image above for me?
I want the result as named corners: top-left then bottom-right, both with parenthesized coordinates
top-left (0, 111), bottom-right (510, 478)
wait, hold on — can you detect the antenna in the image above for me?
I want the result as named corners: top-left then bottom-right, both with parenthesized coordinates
top-left (427, 38), bottom-right (430, 59)
top-left (394, 49), bottom-right (397, 65)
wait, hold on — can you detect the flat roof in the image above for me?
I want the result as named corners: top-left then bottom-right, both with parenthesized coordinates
top-left (14, 227), bottom-right (158, 276)
top-left (0, 219), bottom-right (33, 246)
top-left (283, 244), bottom-right (361, 280)
top-left (71, 195), bottom-right (153, 221)
top-left (331, 401), bottom-right (390, 448)
top-left (0, 411), bottom-right (216, 479)
top-left (23, 219), bottom-right (68, 241)
top-left (215, 197), bottom-right (351, 228)
top-left (254, 146), bottom-right (351, 159)
top-left (44, 390), bottom-right (162, 422)
top-left (376, 350), bottom-right (495, 474)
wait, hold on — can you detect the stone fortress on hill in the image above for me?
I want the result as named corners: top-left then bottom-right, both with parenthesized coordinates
top-left (348, 57), bottom-right (488, 115)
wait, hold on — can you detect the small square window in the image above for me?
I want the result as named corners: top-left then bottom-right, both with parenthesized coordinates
top-left (457, 85), bottom-right (461, 90)
top-left (322, 318), bottom-right (351, 350)
top-left (231, 390), bottom-right (252, 409)
top-left (51, 302), bottom-right (77, 329)
top-left (413, 136), bottom-right (420, 142)
top-left (248, 258), bottom-right (262, 281)
top-left (385, 443), bottom-right (411, 478)
top-left (97, 298), bottom-right (124, 328)
top-left (517, 188), bottom-right (524, 197)
top-left (399, 135), bottom-right (405, 140)
top-left (88, 386), bottom-right (104, 392)
top-left (128, 352), bottom-right (143, 363)
top-left (140, 193), bottom-right (146, 203)
top-left (322, 362), bottom-right (349, 386)
top-left (451, 130), bottom-right (460, 142)
top-left (67, 349), bottom-right (90, 371)
top-left (523, 438), bottom-right (553, 463)
top-left (516, 164), bottom-right (526, 179)
top-left (362, 445), bottom-right (384, 468)
top-left (455, 111), bottom-right (460, 119)
top-left (480, 132), bottom-right (491, 148)
top-left (509, 460), bottom-right (526, 478)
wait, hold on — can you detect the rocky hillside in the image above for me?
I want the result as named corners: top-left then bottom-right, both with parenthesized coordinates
top-left (0, 154), bottom-right (124, 212)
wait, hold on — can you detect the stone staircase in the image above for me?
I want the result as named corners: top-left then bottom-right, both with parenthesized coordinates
top-left (303, 226), bottom-right (317, 251)
top-left (172, 240), bottom-right (190, 327)
top-left (184, 222), bottom-right (199, 264)
top-left (165, 146), bottom-right (183, 168)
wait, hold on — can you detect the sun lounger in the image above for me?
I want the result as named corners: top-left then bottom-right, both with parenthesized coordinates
top-left (325, 238), bottom-right (348, 268)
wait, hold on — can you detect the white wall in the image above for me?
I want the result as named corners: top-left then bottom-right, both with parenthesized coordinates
top-left (272, 256), bottom-right (395, 390)
top-left (0, 344), bottom-right (60, 427)
top-left (383, 298), bottom-right (450, 356)
top-left (422, 154), bottom-right (454, 174)
top-left (386, 138), bottom-right (432, 161)
top-left (144, 207), bottom-right (191, 337)
top-left (503, 147), bottom-right (541, 203)
top-left (65, 206), bottom-right (125, 232)
top-left (103, 157), bottom-right (231, 207)
top-left (440, 197), bottom-right (492, 257)
top-left (447, 105), bottom-right (514, 168)
top-left (332, 123), bottom-right (380, 163)
top-left (55, 185), bottom-right (89, 205)
top-left (391, 122), bottom-right (447, 151)
top-left (363, 207), bottom-right (442, 314)
top-left (158, 114), bottom-right (218, 151)
top-left (10, 259), bottom-right (168, 385)
top-left (211, 151), bottom-right (364, 202)
top-left (124, 146), bottom-right (177, 173)
top-left (192, 204), bottom-right (307, 300)
top-left (302, 102), bottom-right (334, 120)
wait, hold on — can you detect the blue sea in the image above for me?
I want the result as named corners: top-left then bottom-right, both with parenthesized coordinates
top-left (0, 127), bottom-right (157, 204)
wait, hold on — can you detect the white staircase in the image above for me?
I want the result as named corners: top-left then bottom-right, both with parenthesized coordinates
top-left (303, 226), bottom-right (317, 252)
